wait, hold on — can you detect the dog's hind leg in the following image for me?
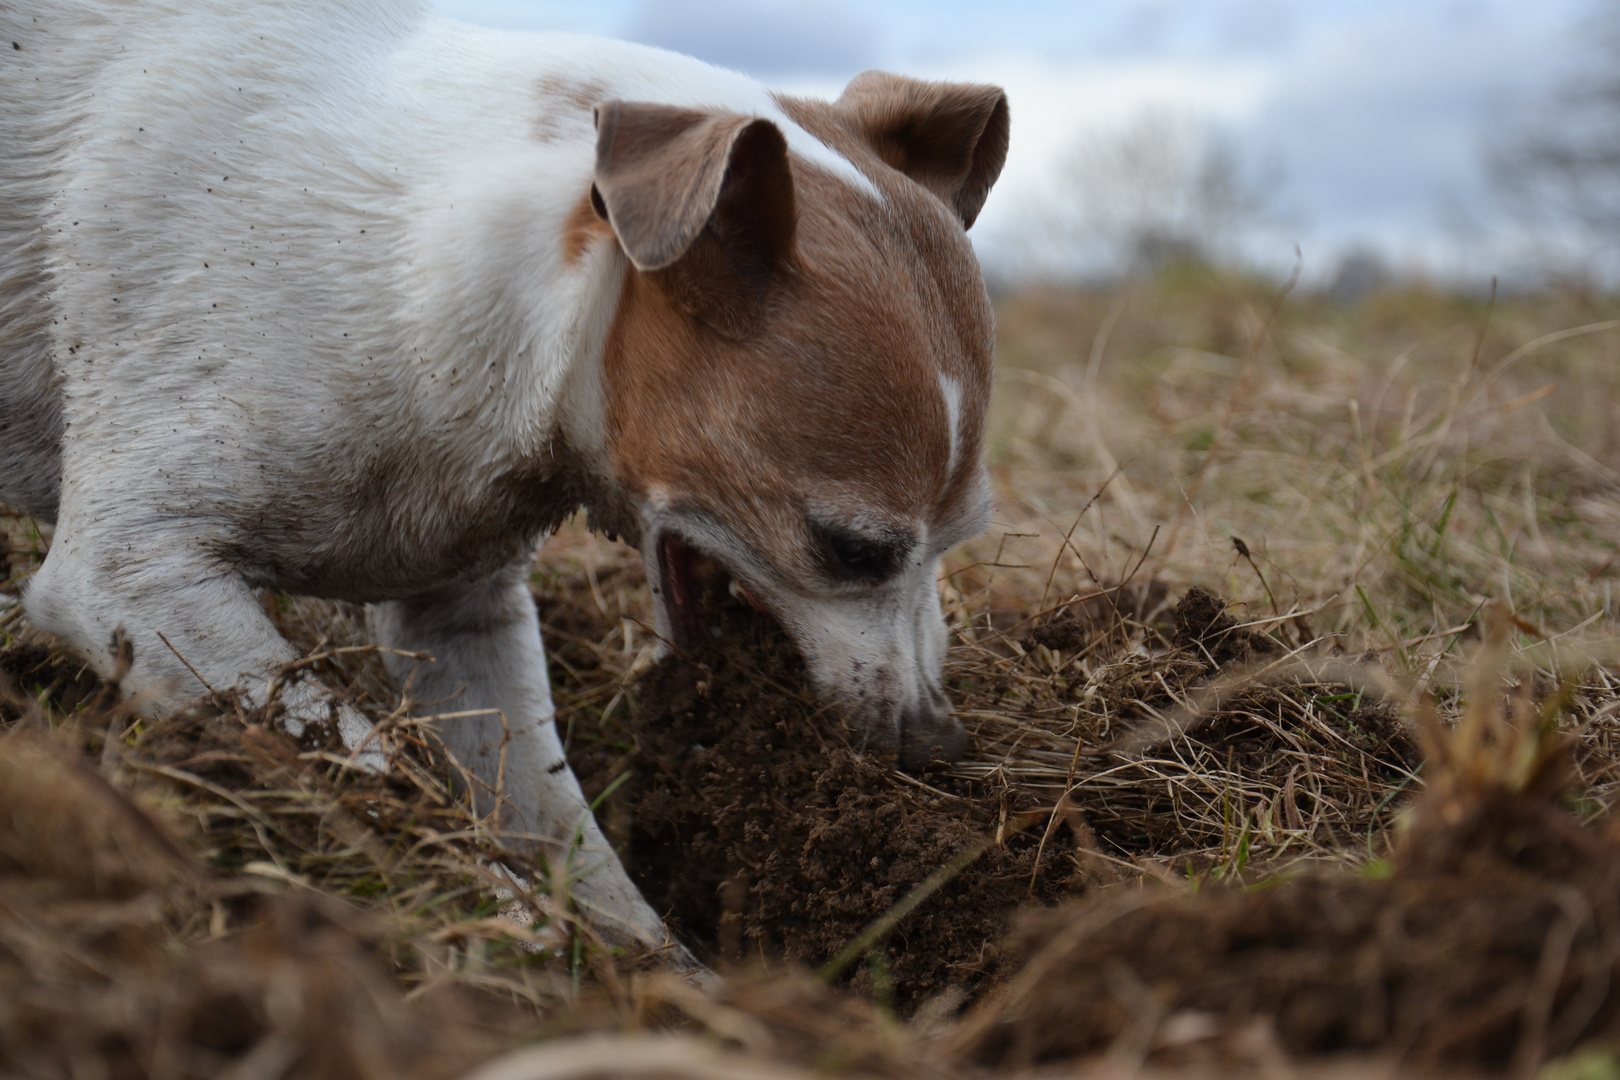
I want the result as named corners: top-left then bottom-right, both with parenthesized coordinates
top-left (370, 558), bottom-right (689, 962)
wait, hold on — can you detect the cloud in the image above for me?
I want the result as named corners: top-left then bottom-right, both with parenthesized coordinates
top-left (914, 54), bottom-right (1273, 254)
top-left (954, 2), bottom-right (1588, 284)
top-left (623, 0), bottom-right (880, 77)
top-left (1239, 5), bottom-right (1574, 267)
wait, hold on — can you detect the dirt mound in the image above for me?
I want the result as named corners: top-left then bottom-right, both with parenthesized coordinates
top-left (957, 718), bottom-right (1620, 1073)
top-left (1022, 579), bottom-right (1173, 653)
top-left (956, 583), bottom-right (1419, 861)
top-left (552, 582), bottom-right (1423, 1011)
top-left (617, 607), bottom-right (1085, 1011)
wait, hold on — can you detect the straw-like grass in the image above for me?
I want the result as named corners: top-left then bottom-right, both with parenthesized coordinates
top-left (6, 269), bottom-right (1620, 1077)
top-left (0, 599), bottom-right (649, 1022)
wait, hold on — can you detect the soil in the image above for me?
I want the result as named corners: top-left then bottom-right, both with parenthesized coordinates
top-left (555, 582), bottom-right (1424, 1013)
top-left (1170, 584), bottom-right (1282, 669)
top-left (960, 754), bottom-right (1620, 1073)
top-left (600, 604), bottom-right (1086, 1012)
top-left (1023, 578), bottom-right (1174, 653)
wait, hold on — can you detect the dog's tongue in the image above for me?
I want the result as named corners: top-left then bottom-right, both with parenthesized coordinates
top-left (659, 533), bottom-right (709, 650)
top-left (659, 534), bottom-right (774, 649)
top-left (733, 580), bottom-right (769, 615)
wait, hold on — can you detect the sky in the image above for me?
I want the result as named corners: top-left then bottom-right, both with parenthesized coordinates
top-left (430, 0), bottom-right (1599, 286)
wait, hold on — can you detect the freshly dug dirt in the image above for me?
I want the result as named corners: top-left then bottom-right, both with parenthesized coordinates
top-left (554, 581), bottom-right (1423, 1013)
top-left (958, 761), bottom-right (1620, 1072)
top-left (1171, 584), bottom-right (1282, 670)
top-left (612, 606), bottom-right (1087, 1012)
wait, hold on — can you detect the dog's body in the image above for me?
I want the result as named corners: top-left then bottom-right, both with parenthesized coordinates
top-left (0, 0), bottom-right (1006, 954)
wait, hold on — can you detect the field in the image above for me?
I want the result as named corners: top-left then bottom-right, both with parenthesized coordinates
top-left (6, 268), bottom-right (1620, 1078)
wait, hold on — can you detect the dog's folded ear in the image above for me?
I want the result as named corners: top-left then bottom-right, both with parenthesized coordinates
top-left (836, 71), bottom-right (1009, 230)
top-left (593, 102), bottom-right (796, 337)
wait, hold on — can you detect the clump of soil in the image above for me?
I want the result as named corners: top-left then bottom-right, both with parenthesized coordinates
top-left (618, 607), bottom-right (1085, 1011)
top-left (1171, 584), bottom-right (1280, 670)
top-left (958, 741), bottom-right (1620, 1073)
top-left (1023, 579), bottom-right (1172, 654)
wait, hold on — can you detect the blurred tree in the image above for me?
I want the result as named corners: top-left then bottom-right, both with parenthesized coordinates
top-left (1327, 249), bottom-right (1393, 305)
top-left (1490, 2), bottom-right (1620, 280)
top-left (1020, 110), bottom-right (1271, 282)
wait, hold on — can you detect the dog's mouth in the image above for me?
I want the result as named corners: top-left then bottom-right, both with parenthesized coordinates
top-left (654, 531), bottom-right (965, 768)
top-left (656, 532), bottom-right (771, 653)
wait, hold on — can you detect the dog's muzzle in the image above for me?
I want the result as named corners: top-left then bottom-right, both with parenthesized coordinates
top-left (647, 530), bottom-right (968, 772)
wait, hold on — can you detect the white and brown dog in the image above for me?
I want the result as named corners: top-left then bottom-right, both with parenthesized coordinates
top-left (0, 1), bottom-right (1007, 954)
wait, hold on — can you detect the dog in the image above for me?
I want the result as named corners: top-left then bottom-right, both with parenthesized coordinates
top-left (0, 0), bottom-right (1007, 955)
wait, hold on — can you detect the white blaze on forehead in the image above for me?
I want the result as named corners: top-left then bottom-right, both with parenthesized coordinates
top-left (939, 371), bottom-right (963, 476)
top-left (503, 33), bottom-right (882, 201)
top-left (773, 119), bottom-right (879, 200)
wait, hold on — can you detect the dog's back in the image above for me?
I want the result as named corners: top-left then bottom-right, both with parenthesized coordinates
top-left (0, 0), bottom-right (847, 535)
top-left (0, 0), bottom-right (446, 528)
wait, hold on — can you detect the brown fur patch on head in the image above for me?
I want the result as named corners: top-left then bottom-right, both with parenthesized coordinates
top-left (561, 188), bottom-right (613, 266)
top-left (599, 127), bottom-right (995, 583)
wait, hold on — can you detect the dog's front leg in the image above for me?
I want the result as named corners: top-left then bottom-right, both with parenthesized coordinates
top-left (370, 560), bottom-right (685, 961)
top-left (24, 531), bottom-right (383, 765)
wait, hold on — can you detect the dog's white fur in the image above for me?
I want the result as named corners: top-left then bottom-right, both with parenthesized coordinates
top-left (1, 0), bottom-right (1004, 957)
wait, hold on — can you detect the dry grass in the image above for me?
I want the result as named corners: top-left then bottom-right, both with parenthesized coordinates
top-left (978, 271), bottom-right (1620, 643)
top-left (536, 270), bottom-right (1620, 880)
top-left (0, 601), bottom-right (657, 1024)
top-left (6, 270), bottom-right (1620, 1076)
top-left (937, 271), bottom-right (1620, 875)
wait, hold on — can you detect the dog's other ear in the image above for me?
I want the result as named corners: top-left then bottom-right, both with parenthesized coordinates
top-left (593, 101), bottom-right (796, 337)
top-left (836, 71), bottom-right (1008, 229)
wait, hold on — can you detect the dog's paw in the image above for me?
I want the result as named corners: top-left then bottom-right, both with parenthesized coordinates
top-left (332, 701), bottom-right (388, 773)
top-left (254, 676), bottom-right (388, 774)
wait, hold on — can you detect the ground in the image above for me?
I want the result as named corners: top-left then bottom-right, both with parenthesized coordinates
top-left (5, 267), bottom-right (1620, 1078)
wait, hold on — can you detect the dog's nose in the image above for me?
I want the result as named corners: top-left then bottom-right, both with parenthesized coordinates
top-left (898, 695), bottom-right (967, 771)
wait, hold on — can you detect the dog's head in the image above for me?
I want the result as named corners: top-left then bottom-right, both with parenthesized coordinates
top-left (578, 72), bottom-right (1008, 770)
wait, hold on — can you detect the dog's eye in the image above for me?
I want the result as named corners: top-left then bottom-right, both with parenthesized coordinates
top-left (832, 536), bottom-right (884, 575)
top-left (816, 526), bottom-right (906, 583)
